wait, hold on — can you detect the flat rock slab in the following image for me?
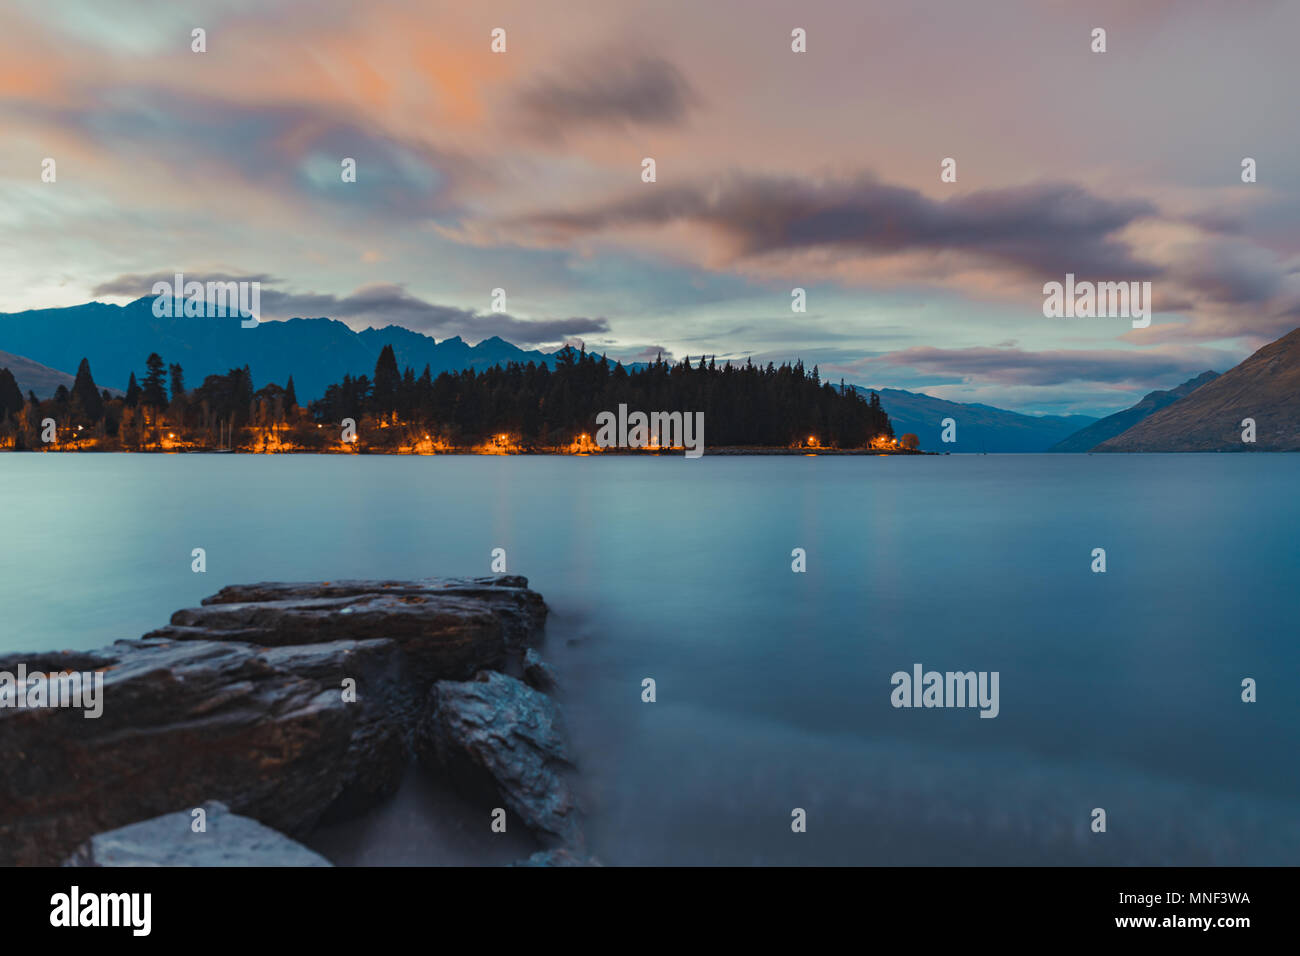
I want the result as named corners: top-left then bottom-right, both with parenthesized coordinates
top-left (418, 670), bottom-right (581, 848)
top-left (147, 576), bottom-right (547, 687)
top-left (65, 801), bottom-right (332, 866)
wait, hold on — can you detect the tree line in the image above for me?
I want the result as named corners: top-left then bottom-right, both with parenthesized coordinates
top-left (0, 353), bottom-right (298, 450)
top-left (310, 345), bottom-right (893, 447)
top-left (0, 345), bottom-right (894, 450)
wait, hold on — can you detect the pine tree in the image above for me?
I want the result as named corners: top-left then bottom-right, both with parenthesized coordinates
top-left (169, 363), bottom-right (186, 402)
top-left (125, 372), bottom-right (141, 407)
top-left (141, 353), bottom-right (168, 407)
top-left (71, 358), bottom-right (104, 422)
top-left (284, 376), bottom-right (298, 410)
top-left (0, 368), bottom-right (22, 419)
top-left (372, 344), bottom-right (400, 415)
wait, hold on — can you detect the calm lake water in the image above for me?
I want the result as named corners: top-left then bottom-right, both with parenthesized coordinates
top-left (2, 453), bottom-right (1297, 865)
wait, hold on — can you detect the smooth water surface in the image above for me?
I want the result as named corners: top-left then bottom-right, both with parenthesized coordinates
top-left (2, 453), bottom-right (1296, 864)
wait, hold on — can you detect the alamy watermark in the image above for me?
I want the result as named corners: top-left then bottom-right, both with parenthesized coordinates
top-left (1043, 273), bottom-right (1151, 329)
top-left (151, 272), bottom-right (260, 328)
top-left (890, 663), bottom-right (999, 718)
top-left (0, 664), bottom-right (104, 718)
top-left (594, 404), bottom-right (704, 458)
top-left (50, 886), bottom-right (150, 936)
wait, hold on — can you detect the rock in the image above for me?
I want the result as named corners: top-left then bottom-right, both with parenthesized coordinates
top-left (0, 637), bottom-right (405, 866)
top-left (258, 639), bottom-right (421, 822)
top-left (417, 671), bottom-right (581, 848)
top-left (512, 847), bottom-right (602, 867)
top-left (522, 649), bottom-right (558, 692)
top-left (0, 576), bottom-right (553, 866)
top-left (146, 576), bottom-right (547, 687)
top-left (64, 801), bottom-right (332, 866)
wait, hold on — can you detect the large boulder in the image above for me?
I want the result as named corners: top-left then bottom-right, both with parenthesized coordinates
top-left (0, 576), bottom-right (550, 866)
top-left (64, 801), bottom-right (332, 866)
top-left (417, 670), bottom-right (581, 848)
top-left (0, 637), bottom-right (403, 866)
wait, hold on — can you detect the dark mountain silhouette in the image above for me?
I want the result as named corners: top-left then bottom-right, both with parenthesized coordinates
top-left (0, 297), bottom-right (556, 400)
top-left (1096, 327), bottom-right (1300, 451)
top-left (1048, 371), bottom-right (1219, 452)
top-left (851, 386), bottom-right (1096, 452)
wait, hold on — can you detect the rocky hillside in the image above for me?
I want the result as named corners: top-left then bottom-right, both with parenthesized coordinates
top-left (1049, 371), bottom-right (1218, 452)
top-left (0, 348), bottom-right (77, 398)
top-left (1096, 327), bottom-right (1300, 451)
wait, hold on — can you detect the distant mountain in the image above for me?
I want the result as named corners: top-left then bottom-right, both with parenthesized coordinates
top-left (852, 386), bottom-right (1097, 452)
top-left (0, 298), bottom-right (559, 401)
top-left (0, 349), bottom-right (78, 398)
top-left (1096, 327), bottom-right (1300, 452)
top-left (1048, 371), bottom-right (1219, 452)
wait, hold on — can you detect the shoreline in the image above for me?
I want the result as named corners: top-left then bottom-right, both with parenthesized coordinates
top-left (1, 445), bottom-right (931, 456)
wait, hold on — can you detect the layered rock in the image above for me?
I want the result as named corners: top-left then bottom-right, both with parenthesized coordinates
top-left (65, 801), bottom-right (332, 866)
top-left (146, 575), bottom-right (546, 687)
top-left (0, 576), bottom-right (551, 866)
top-left (0, 637), bottom-right (404, 865)
top-left (417, 670), bottom-right (582, 849)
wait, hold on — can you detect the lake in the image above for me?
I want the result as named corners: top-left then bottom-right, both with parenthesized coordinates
top-left (2, 452), bottom-right (1297, 865)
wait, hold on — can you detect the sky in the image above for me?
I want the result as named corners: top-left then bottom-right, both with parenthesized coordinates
top-left (1, 0), bottom-right (1298, 416)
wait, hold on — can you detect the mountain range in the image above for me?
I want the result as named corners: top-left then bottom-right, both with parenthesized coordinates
top-left (3, 297), bottom-right (1296, 452)
top-left (851, 386), bottom-right (1097, 453)
top-left (0, 297), bottom-right (555, 402)
top-left (1094, 327), bottom-right (1300, 452)
top-left (1048, 371), bottom-right (1219, 452)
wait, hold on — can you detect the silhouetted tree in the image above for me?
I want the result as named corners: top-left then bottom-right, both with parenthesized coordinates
top-left (141, 353), bottom-right (168, 407)
top-left (169, 363), bottom-right (186, 402)
top-left (372, 344), bottom-right (400, 416)
top-left (71, 358), bottom-right (104, 422)
top-left (0, 368), bottom-right (22, 420)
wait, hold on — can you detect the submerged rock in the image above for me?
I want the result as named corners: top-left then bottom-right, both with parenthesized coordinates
top-left (417, 670), bottom-right (581, 848)
top-left (523, 648), bottom-right (559, 692)
top-left (64, 801), bottom-right (332, 866)
top-left (513, 847), bottom-right (602, 867)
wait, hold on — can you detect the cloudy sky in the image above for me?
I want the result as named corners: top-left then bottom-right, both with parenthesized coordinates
top-left (2, 0), bottom-right (1297, 415)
